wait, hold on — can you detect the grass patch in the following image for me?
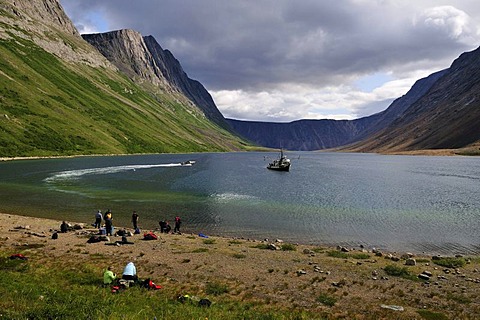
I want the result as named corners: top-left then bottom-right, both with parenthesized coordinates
top-left (446, 293), bottom-right (471, 304)
top-left (232, 253), bottom-right (246, 259)
top-left (351, 253), bottom-right (370, 259)
top-left (384, 264), bottom-right (417, 281)
top-left (192, 248), bottom-right (209, 253)
top-left (252, 244), bottom-right (270, 250)
top-left (417, 310), bottom-right (449, 320)
top-left (326, 250), bottom-right (349, 259)
top-left (0, 256), bottom-right (29, 272)
top-left (416, 258), bottom-right (430, 263)
top-left (203, 239), bottom-right (216, 245)
top-left (89, 253), bottom-right (106, 259)
top-left (326, 250), bottom-right (370, 260)
top-left (205, 281), bottom-right (229, 296)
top-left (0, 249), bottom-right (321, 319)
top-left (316, 293), bottom-right (336, 307)
top-left (432, 257), bottom-right (466, 269)
top-left (280, 243), bottom-right (297, 251)
top-left (228, 240), bottom-right (243, 245)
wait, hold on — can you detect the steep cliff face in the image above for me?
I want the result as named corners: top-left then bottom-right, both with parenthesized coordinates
top-left (350, 47), bottom-right (480, 152)
top-left (1, 0), bottom-right (78, 35)
top-left (82, 30), bottom-right (172, 89)
top-left (83, 30), bottom-right (227, 128)
top-left (227, 119), bottom-right (364, 150)
top-left (143, 36), bottom-right (226, 127)
top-left (0, 0), bottom-right (113, 68)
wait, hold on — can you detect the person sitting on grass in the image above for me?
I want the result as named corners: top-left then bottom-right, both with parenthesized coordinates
top-left (103, 266), bottom-right (116, 285)
top-left (122, 262), bottom-right (137, 282)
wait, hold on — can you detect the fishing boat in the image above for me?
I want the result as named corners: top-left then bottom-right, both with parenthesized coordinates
top-left (267, 149), bottom-right (291, 171)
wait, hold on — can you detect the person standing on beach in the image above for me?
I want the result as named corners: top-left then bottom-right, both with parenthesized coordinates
top-left (104, 209), bottom-right (113, 236)
top-left (94, 210), bottom-right (102, 228)
top-left (105, 210), bottom-right (112, 220)
top-left (131, 211), bottom-right (139, 230)
top-left (174, 216), bottom-right (181, 234)
top-left (159, 220), bottom-right (166, 233)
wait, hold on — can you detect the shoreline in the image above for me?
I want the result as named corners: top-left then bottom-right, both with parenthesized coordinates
top-left (0, 211), bottom-right (474, 261)
top-left (2, 212), bottom-right (480, 318)
top-left (1, 146), bottom-right (477, 162)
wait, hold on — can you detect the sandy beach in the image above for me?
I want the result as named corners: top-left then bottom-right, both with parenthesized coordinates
top-left (1, 212), bottom-right (480, 318)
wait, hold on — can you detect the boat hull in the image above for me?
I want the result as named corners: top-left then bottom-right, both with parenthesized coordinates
top-left (267, 164), bottom-right (290, 172)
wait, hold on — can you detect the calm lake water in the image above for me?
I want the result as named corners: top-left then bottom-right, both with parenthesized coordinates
top-left (0, 152), bottom-right (478, 255)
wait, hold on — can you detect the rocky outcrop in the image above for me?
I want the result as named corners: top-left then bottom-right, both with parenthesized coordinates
top-left (83, 30), bottom-right (228, 128)
top-left (0, 0), bottom-right (114, 69)
top-left (83, 30), bottom-right (172, 89)
top-left (0, 0), bottom-right (78, 36)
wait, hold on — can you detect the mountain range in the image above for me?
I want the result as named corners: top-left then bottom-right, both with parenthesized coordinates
top-left (0, 0), bottom-right (478, 157)
top-left (228, 53), bottom-right (480, 154)
top-left (0, 0), bottom-right (248, 157)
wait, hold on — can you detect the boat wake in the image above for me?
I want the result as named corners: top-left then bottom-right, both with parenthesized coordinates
top-left (44, 163), bottom-right (185, 183)
top-left (209, 192), bottom-right (258, 203)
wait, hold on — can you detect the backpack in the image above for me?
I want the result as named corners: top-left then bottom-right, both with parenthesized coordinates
top-left (143, 232), bottom-right (158, 240)
top-left (87, 235), bottom-right (101, 243)
top-left (143, 278), bottom-right (162, 290)
top-left (199, 298), bottom-right (212, 307)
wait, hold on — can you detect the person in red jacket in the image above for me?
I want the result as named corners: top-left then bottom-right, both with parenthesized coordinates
top-left (174, 216), bottom-right (181, 234)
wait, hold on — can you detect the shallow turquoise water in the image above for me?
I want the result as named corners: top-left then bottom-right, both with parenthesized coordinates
top-left (0, 152), bottom-right (478, 255)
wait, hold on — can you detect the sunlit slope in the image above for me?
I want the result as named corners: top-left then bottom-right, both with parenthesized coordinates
top-left (0, 34), bottom-right (247, 157)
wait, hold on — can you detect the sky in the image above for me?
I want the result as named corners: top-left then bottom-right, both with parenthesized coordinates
top-left (59, 0), bottom-right (480, 122)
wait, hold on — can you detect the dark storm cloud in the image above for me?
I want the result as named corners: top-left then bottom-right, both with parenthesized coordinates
top-left (60, 0), bottom-right (478, 90)
top-left (59, 0), bottom-right (480, 121)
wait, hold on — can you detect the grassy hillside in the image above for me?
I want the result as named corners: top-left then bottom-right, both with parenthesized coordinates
top-left (0, 30), bottom-right (248, 157)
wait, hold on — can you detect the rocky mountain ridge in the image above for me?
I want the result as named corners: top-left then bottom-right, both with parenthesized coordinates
top-left (0, 0), bottom-right (246, 157)
top-left (83, 30), bottom-right (227, 128)
top-left (348, 46), bottom-right (480, 152)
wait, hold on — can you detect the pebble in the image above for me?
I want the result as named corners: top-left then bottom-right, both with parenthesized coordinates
top-left (296, 269), bottom-right (307, 276)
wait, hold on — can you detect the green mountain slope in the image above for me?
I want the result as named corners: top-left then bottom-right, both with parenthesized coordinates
top-left (0, 4), bottom-right (248, 157)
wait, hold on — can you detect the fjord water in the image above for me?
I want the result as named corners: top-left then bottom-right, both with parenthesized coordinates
top-left (0, 152), bottom-right (478, 255)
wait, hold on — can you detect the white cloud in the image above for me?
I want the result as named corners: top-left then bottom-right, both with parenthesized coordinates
top-left (419, 6), bottom-right (473, 41)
